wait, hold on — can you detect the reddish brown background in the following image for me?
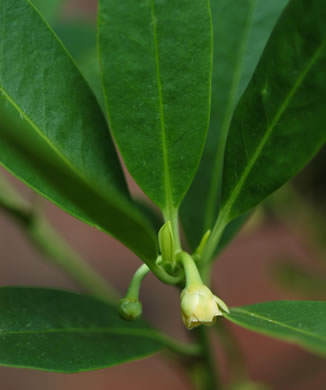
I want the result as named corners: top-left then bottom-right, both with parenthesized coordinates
top-left (0, 1), bottom-right (325, 389)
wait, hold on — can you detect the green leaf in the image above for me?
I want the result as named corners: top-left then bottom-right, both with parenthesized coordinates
top-left (0, 0), bottom-right (125, 201)
top-left (98, 0), bottom-right (213, 212)
top-left (0, 108), bottom-right (164, 272)
top-left (225, 301), bottom-right (326, 357)
top-left (220, 0), bottom-right (326, 224)
top-left (0, 287), bottom-right (162, 372)
top-left (0, 0), bottom-right (158, 263)
top-left (181, 0), bottom-right (288, 250)
top-left (30, 0), bottom-right (64, 23)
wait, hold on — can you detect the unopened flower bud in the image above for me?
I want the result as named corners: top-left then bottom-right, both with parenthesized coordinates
top-left (119, 298), bottom-right (142, 321)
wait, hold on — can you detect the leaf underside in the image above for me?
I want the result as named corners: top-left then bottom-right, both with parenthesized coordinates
top-left (221, 0), bottom-right (326, 224)
top-left (180, 0), bottom-right (288, 250)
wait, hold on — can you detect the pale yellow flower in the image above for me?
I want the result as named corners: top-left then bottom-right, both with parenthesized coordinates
top-left (180, 284), bottom-right (229, 329)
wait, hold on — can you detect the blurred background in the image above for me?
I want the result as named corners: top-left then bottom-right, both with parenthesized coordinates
top-left (0, 1), bottom-right (325, 389)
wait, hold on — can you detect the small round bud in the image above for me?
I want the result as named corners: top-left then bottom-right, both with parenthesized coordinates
top-left (119, 298), bottom-right (142, 321)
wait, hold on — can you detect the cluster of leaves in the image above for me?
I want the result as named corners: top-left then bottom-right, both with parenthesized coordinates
top-left (0, 0), bottom-right (326, 377)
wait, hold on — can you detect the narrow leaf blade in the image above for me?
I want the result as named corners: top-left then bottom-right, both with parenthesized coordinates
top-left (98, 0), bottom-right (213, 210)
top-left (0, 287), bottom-right (162, 372)
top-left (225, 301), bottom-right (326, 357)
top-left (0, 0), bottom-right (158, 261)
top-left (221, 0), bottom-right (326, 223)
top-left (0, 0), bottom-right (126, 200)
top-left (0, 108), bottom-right (158, 264)
top-left (181, 0), bottom-right (288, 249)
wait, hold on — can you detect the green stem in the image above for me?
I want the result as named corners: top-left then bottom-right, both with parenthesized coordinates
top-left (201, 262), bottom-right (213, 286)
top-left (200, 213), bottom-right (228, 268)
top-left (150, 259), bottom-right (184, 285)
top-left (178, 251), bottom-right (203, 287)
top-left (194, 326), bottom-right (221, 390)
top-left (0, 173), bottom-right (31, 224)
top-left (149, 330), bottom-right (202, 358)
top-left (125, 263), bottom-right (150, 299)
top-left (215, 321), bottom-right (247, 385)
top-left (0, 176), bottom-right (118, 302)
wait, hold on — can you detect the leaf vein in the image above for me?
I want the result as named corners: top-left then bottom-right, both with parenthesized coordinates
top-left (150, 0), bottom-right (172, 210)
top-left (231, 307), bottom-right (326, 342)
top-left (203, 0), bottom-right (257, 231)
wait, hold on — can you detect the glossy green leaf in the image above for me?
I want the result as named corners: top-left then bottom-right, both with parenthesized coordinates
top-left (0, 0), bottom-right (159, 263)
top-left (98, 0), bottom-right (213, 212)
top-left (0, 0), bottom-right (125, 202)
top-left (0, 287), bottom-right (162, 372)
top-left (181, 0), bottom-right (288, 250)
top-left (30, 0), bottom-right (64, 23)
top-left (0, 108), bottom-right (165, 274)
top-left (225, 301), bottom-right (326, 357)
top-left (220, 0), bottom-right (326, 224)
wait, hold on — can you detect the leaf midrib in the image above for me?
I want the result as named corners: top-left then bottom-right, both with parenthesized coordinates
top-left (230, 307), bottom-right (326, 343)
top-left (0, 88), bottom-right (82, 183)
top-left (0, 326), bottom-right (167, 348)
top-left (0, 2), bottom-right (106, 195)
top-left (150, 0), bottom-right (173, 211)
top-left (0, 0), bottom-right (157, 246)
top-left (0, 327), bottom-right (155, 337)
top-left (0, 85), bottom-right (157, 261)
top-left (221, 38), bottom-right (326, 221)
top-left (0, 88), bottom-right (140, 223)
top-left (0, 1), bottom-right (132, 210)
top-left (203, 0), bottom-right (257, 231)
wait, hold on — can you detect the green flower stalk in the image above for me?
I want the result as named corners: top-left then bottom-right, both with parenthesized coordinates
top-left (178, 251), bottom-right (229, 329)
top-left (119, 264), bottom-right (150, 321)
